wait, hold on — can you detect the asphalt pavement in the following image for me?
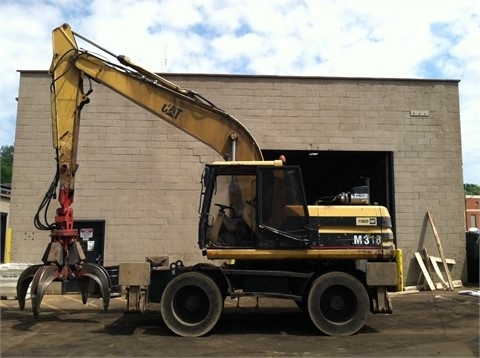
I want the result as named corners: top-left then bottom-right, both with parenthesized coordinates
top-left (1, 287), bottom-right (479, 357)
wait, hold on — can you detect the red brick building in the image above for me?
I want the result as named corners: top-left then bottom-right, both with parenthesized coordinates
top-left (466, 196), bottom-right (480, 230)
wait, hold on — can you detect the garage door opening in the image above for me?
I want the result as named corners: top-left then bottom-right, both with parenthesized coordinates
top-left (262, 150), bottom-right (396, 232)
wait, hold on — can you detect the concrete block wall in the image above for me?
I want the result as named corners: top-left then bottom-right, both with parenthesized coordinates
top-left (9, 71), bottom-right (465, 286)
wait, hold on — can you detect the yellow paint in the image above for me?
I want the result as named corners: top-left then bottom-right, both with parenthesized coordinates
top-left (206, 248), bottom-right (393, 261)
top-left (396, 248), bottom-right (404, 292)
top-left (308, 205), bottom-right (390, 217)
top-left (5, 228), bottom-right (12, 263)
top-left (318, 226), bottom-right (385, 234)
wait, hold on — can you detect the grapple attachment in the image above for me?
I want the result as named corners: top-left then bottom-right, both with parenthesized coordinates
top-left (16, 230), bottom-right (111, 318)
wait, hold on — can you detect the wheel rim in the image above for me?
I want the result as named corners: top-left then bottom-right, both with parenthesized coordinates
top-left (172, 285), bottom-right (210, 325)
top-left (319, 285), bottom-right (357, 323)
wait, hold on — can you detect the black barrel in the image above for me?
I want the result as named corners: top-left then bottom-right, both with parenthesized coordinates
top-left (466, 230), bottom-right (479, 283)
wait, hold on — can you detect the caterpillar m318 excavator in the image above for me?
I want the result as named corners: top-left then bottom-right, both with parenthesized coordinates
top-left (17, 23), bottom-right (398, 337)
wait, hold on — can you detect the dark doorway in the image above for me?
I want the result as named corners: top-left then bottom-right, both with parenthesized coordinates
top-left (64, 220), bottom-right (106, 293)
top-left (262, 150), bottom-right (396, 233)
top-left (1, 212), bottom-right (6, 263)
top-left (75, 220), bottom-right (106, 266)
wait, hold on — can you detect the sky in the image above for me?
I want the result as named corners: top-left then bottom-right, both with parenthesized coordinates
top-left (1, 0), bottom-right (479, 184)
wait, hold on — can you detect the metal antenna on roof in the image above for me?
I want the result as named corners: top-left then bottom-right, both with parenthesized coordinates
top-left (163, 45), bottom-right (167, 72)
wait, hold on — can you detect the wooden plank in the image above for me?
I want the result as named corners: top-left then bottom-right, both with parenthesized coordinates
top-left (452, 279), bottom-right (463, 288)
top-left (390, 289), bottom-right (419, 295)
top-left (429, 257), bottom-right (449, 290)
top-left (429, 255), bottom-right (456, 265)
top-left (428, 254), bottom-right (459, 290)
top-left (433, 280), bottom-right (463, 290)
top-left (427, 211), bottom-right (455, 290)
top-left (415, 252), bottom-right (436, 291)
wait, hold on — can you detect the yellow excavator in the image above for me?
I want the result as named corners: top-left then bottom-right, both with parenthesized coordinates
top-left (17, 23), bottom-right (397, 337)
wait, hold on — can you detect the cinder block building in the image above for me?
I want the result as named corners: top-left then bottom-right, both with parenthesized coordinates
top-left (9, 71), bottom-right (466, 286)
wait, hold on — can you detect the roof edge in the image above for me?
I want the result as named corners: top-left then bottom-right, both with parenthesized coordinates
top-left (17, 69), bottom-right (461, 83)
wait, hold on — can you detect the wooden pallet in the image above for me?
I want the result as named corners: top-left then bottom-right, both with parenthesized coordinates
top-left (408, 250), bottom-right (462, 291)
top-left (405, 211), bottom-right (463, 291)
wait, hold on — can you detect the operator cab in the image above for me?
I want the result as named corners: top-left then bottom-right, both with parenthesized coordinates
top-left (198, 161), bottom-right (312, 250)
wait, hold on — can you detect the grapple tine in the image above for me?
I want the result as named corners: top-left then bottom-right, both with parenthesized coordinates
top-left (77, 276), bottom-right (90, 304)
top-left (16, 264), bottom-right (44, 310)
top-left (30, 265), bottom-right (60, 319)
top-left (77, 263), bottom-right (112, 311)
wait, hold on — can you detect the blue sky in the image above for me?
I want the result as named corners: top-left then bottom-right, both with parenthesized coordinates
top-left (1, 0), bottom-right (479, 183)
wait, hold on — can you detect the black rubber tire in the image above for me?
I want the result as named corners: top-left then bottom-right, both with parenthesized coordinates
top-left (307, 271), bottom-right (369, 336)
top-left (160, 272), bottom-right (223, 337)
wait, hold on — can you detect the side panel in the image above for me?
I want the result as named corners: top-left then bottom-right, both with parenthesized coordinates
top-left (366, 262), bottom-right (397, 286)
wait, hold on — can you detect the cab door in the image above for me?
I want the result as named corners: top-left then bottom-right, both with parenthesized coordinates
top-left (257, 166), bottom-right (311, 248)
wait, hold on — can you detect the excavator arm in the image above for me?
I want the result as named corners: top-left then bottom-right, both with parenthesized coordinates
top-left (20, 23), bottom-right (263, 317)
top-left (52, 23), bottom-right (262, 164)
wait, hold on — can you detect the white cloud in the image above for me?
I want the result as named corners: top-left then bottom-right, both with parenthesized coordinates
top-left (1, 0), bottom-right (479, 183)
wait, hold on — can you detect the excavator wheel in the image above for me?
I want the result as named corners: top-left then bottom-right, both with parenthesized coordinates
top-left (307, 271), bottom-right (369, 336)
top-left (160, 272), bottom-right (223, 337)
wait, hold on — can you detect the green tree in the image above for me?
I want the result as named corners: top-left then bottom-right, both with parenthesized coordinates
top-left (464, 183), bottom-right (480, 196)
top-left (0, 145), bottom-right (14, 184)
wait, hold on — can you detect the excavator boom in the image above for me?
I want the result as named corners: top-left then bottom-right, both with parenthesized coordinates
top-left (51, 23), bottom-right (263, 167)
